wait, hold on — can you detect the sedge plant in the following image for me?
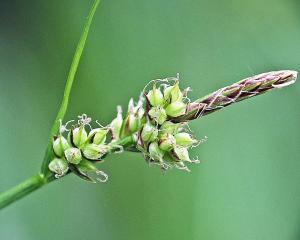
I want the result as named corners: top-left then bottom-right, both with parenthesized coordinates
top-left (0, 0), bottom-right (297, 210)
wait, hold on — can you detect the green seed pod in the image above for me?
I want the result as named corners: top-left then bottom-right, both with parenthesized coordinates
top-left (172, 146), bottom-right (191, 162)
top-left (148, 106), bottom-right (167, 125)
top-left (163, 82), bottom-right (183, 103)
top-left (87, 128), bottom-right (99, 142)
top-left (64, 147), bottom-right (82, 164)
top-left (148, 142), bottom-right (164, 162)
top-left (159, 133), bottom-right (176, 151)
top-left (53, 135), bottom-right (70, 157)
top-left (88, 128), bottom-right (108, 145)
top-left (141, 121), bottom-right (158, 142)
top-left (82, 144), bottom-right (109, 160)
top-left (94, 129), bottom-right (108, 144)
top-left (174, 132), bottom-right (198, 147)
top-left (71, 126), bottom-right (88, 148)
top-left (48, 158), bottom-right (69, 178)
top-left (159, 121), bottom-right (180, 135)
top-left (165, 101), bottom-right (186, 117)
top-left (146, 85), bottom-right (164, 107)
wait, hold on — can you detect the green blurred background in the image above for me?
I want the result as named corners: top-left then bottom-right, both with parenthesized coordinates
top-left (0, 0), bottom-right (300, 239)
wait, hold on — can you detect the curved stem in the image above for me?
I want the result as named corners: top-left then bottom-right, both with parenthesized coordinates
top-left (41, 0), bottom-right (101, 174)
top-left (0, 174), bottom-right (48, 210)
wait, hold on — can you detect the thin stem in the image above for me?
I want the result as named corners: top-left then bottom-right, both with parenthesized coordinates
top-left (0, 174), bottom-right (47, 210)
top-left (41, 0), bottom-right (101, 174)
top-left (0, 136), bottom-right (135, 210)
top-left (0, 0), bottom-right (102, 211)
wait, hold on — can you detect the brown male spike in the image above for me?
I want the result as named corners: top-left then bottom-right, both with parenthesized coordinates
top-left (172, 70), bottom-right (297, 122)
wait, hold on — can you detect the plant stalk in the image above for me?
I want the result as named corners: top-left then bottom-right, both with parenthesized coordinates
top-left (0, 174), bottom-right (47, 210)
top-left (41, 0), bottom-right (101, 174)
top-left (0, 0), bottom-right (102, 211)
top-left (0, 136), bottom-right (135, 210)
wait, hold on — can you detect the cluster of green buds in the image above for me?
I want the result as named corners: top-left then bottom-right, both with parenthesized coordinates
top-left (48, 76), bottom-right (203, 181)
top-left (48, 114), bottom-right (123, 182)
top-left (48, 70), bottom-right (297, 182)
top-left (137, 120), bottom-right (202, 171)
top-left (136, 75), bottom-right (202, 171)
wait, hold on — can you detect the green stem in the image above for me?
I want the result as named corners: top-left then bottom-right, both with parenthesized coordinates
top-left (41, 0), bottom-right (101, 174)
top-left (0, 136), bottom-right (135, 210)
top-left (0, 0), bottom-right (102, 211)
top-left (0, 174), bottom-right (48, 210)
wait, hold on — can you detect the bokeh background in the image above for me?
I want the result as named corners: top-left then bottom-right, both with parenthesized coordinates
top-left (0, 0), bottom-right (300, 239)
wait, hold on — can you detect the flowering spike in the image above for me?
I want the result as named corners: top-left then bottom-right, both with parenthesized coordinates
top-left (172, 70), bottom-right (297, 122)
top-left (48, 70), bottom-right (296, 181)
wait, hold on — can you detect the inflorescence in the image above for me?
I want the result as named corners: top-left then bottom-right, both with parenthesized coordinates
top-left (48, 70), bottom-right (297, 183)
top-left (48, 75), bottom-right (203, 182)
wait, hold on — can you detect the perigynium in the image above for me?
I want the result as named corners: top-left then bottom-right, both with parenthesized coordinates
top-left (0, 0), bottom-right (297, 210)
